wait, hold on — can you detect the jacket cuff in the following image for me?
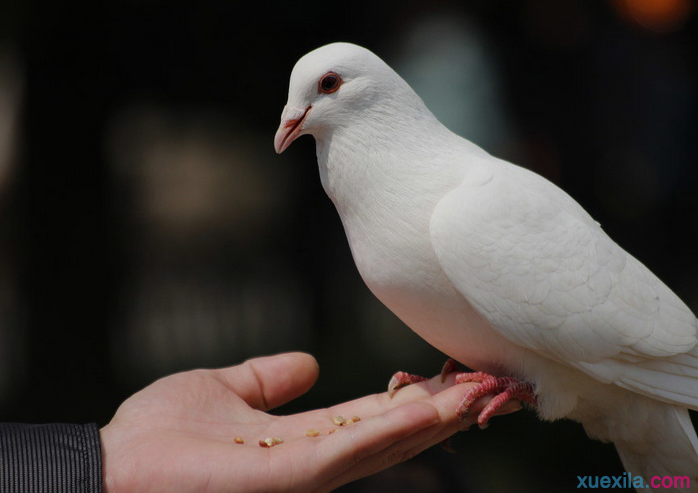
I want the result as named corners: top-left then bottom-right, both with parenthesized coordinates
top-left (0, 422), bottom-right (103, 493)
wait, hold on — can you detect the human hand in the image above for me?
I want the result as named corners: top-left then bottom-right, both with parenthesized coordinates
top-left (101, 353), bottom-right (520, 493)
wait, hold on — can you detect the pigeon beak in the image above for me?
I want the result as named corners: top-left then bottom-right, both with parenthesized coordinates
top-left (274, 105), bottom-right (312, 154)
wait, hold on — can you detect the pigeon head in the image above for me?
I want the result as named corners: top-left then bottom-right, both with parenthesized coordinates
top-left (274, 42), bottom-right (432, 154)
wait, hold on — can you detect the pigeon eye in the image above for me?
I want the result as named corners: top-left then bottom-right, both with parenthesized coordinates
top-left (319, 72), bottom-right (342, 94)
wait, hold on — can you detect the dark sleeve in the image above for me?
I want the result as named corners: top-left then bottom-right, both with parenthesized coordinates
top-left (0, 423), bottom-right (102, 493)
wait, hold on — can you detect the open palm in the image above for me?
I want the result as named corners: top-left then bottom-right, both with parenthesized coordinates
top-left (101, 353), bottom-right (517, 493)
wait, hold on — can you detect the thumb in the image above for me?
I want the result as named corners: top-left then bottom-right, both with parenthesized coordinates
top-left (216, 352), bottom-right (319, 411)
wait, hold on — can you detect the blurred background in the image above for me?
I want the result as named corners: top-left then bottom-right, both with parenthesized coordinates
top-left (0, 0), bottom-right (696, 491)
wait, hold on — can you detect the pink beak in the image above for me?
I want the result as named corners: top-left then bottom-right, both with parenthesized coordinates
top-left (274, 105), bottom-right (312, 154)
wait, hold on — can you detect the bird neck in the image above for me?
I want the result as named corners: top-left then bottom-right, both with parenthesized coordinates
top-left (314, 113), bottom-right (465, 222)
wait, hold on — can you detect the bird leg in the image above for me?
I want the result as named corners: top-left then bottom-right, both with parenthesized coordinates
top-left (388, 359), bottom-right (536, 430)
top-left (387, 359), bottom-right (459, 397)
top-left (454, 372), bottom-right (536, 429)
top-left (387, 372), bottom-right (428, 397)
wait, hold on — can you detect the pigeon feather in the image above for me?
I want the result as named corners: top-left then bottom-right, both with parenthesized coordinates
top-left (275, 42), bottom-right (698, 492)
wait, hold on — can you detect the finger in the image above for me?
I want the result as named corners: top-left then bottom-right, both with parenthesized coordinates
top-left (328, 372), bottom-right (525, 424)
top-left (314, 400), bottom-right (440, 476)
top-left (324, 378), bottom-right (453, 420)
top-left (304, 398), bottom-right (450, 492)
top-left (492, 398), bottom-right (522, 416)
top-left (310, 383), bottom-right (522, 492)
top-left (215, 352), bottom-right (319, 411)
top-left (323, 421), bottom-right (454, 491)
top-left (360, 395), bottom-right (521, 475)
top-left (327, 372), bottom-right (474, 421)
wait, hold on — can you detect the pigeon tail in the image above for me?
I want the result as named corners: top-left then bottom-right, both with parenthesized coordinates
top-left (612, 404), bottom-right (698, 493)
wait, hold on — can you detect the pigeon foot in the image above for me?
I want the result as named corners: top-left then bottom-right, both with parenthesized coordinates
top-left (454, 372), bottom-right (536, 429)
top-left (387, 359), bottom-right (460, 397)
top-left (387, 360), bottom-right (535, 430)
top-left (387, 372), bottom-right (428, 398)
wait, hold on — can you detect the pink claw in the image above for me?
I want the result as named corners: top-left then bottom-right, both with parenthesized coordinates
top-left (388, 359), bottom-right (462, 397)
top-left (387, 363), bottom-right (533, 434)
top-left (454, 372), bottom-right (536, 429)
top-left (387, 371), bottom-right (428, 398)
top-left (440, 359), bottom-right (460, 382)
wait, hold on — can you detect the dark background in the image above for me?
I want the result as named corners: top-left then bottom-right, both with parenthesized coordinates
top-left (0, 0), bottom-right (696, 491)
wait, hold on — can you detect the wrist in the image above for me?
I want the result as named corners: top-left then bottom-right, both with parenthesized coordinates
top-left (100, 424), bottom-right (124, 493)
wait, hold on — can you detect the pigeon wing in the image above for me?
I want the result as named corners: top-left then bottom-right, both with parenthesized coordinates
top-left (429, 155), bottom-right (698, 408)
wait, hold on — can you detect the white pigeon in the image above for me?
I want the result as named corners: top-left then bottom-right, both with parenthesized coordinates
top-left (274, 42), bottom-right (698, 492)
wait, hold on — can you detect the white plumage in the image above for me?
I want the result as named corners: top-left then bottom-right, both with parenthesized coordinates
top-left (274, 42), bottom-right (698, 492)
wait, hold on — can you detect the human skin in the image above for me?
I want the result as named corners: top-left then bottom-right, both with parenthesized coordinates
top-left (101, 352), bottom-right (520, 493)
